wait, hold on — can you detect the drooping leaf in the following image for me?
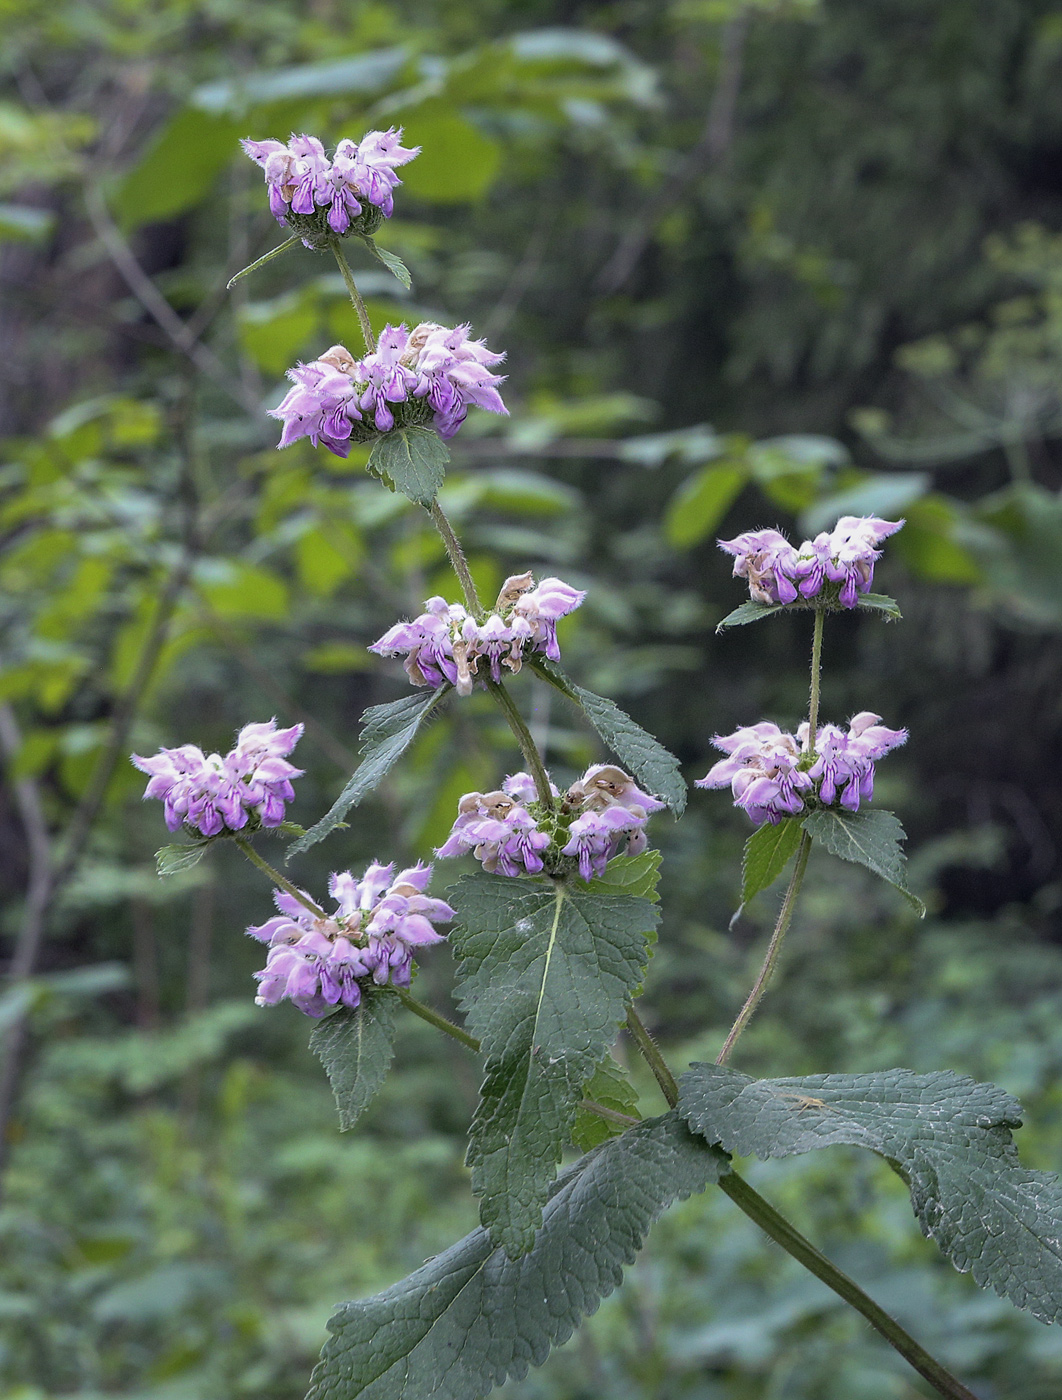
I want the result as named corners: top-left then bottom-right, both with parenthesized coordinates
top-left (111, 108), bottom-right (242, 229)
top-left (572, 1056), bottom-right (641, 1151)
top-left (309, 994), bottom-right (397, 1131)
top-left (288, 690), bottom-right (448, 858)
top-left (155, 842), bottom-right (211, 877)
top-left (528, 659), bottom-right (685, 814)
top-left (367, 427), bottom-right (449, 505)
top-left (360, 237), bottom-right (412, 290)
top-left (678, 1064), bottom-right (1062, 1325)
top-left (449, 873), bottom-right (660, 1256)
top-left (715, 600), bottom-right (787, 632)
top-left (307, 1113), bottom-right (728, 1400)
top-left (856, 592), bottom-right (903, 620)
top-left (741, 819), bottom-right (803, 908)
top-left (802, 808), bottom-right (924, 914)
top-left (587, 848), bottom-right (662, 901)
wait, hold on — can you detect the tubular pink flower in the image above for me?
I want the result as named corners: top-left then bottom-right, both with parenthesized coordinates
top-left (720, 517), bottom-right (904, 608)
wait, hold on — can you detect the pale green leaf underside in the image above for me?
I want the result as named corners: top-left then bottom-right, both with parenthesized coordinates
top-left (367, 426), bottom-right (449, 505)
top-left (741, 818), bottom-right (803, 906)
top-left (360, 236), bottom-right (412, 289)
top-left (289, 689), bottom-right (448, 857)
top-left (309, 994), bottom-right (397, 1131)
top-left (528, 658), bottom-right (686, 814)
top-left (586, 848), bottom-right (662, 901)
top-left (679, 1065), bottom-right (1062, 1324)
top-left (155, 842), bottom-right (211, 876)
top-left (802, 807), bottom-right (925, 914)
top-left (449, 874), bottom-right (659, 1256)
top-left (572, 1056), bottom-right (641, 1151)
top-left (306, 1113), bottom-right (728, 1400)
top-left (715, 600), bottom-right (785, 631)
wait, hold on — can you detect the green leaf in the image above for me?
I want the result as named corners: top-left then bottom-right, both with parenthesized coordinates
top-left (665, 463), bottom-right (747, 548)
top-left (802, 808), bottom-right (924, 914)
top-left (715, 600), bottom-right (786, 632)
top-left (0, 203), bottom-right (54, 243)
top-left (587, 848), bottom-right (662, 901)
top-left (360, 237), bottom-right (412, 290)
top-left (449, 874), bottom-right (660, 1256)
top-left (309, 995), bottom-right (397, 1131)
top-left (307, 1113), bottom-right (727, 1400)
top-left (528, 659), bottom-right (686, 815)
top-left (288, 690), bottom-right (448, 858)
top-left (678, 1064), bottom-right (1062, 1325)
top-left (398, 112), bottom-right (501, 203)
top-left (857, 591), bottom-right (902, 620)
top-left (367, 427), bottom-right (450, 505)
top-left (572, 1057), bottom-right (641, 1151)
top-left (155, 842), bottom-right (211, 877)
top-left (111, 108), bottom-right (242, 229)
top-left (741, 819), bottom-right (803, 907)
top-left (191, 47), bottom-right (408, 113)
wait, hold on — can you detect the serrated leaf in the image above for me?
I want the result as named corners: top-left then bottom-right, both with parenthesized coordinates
top-left (155, 842), bottom-right (211, 877)
top-left (360, 237), bottom-right (412, 290)
top-left (528, 659), bottom-right (685, 814)
top-left (307, 1113), bottom-right (728, 1400)
top-left (803, 808), bottom-right (924, 914)
top-left (309, 994), bottom-right (397, 1131)
top-left (715, 600), bottom-right (786, 632)
top-left (367, 427), bottom-right (449, 505)
top-left (572, 1057), bottom-right (641, 1151)
top-left (586, 849), bottom-right (662, 901)
top-left (857, 591), bottom-right (902, 620)
top-left (449, 874), bottom-right (660, 1256)
top-left (288, 690), bottom-right (448, 858)
top-left (678, 1064), bottom-right (1062, 1325)
top-left (741, 819), bottom-right (803, 907)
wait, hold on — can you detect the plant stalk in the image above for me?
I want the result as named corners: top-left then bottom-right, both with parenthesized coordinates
top-left (486, 680), bottom-right (556, 809)
top-left (808, 606), bottom-right (825, 749)
top-left (396, 988), bottom-right (480, 1051)
top-left (226, 235), bottom-right (300, 289)
top-left (625, 1004), bottom-right (679, 1107)
top-left (427, 498), bottom-right (481, 612)
top-left (719, 1174), bottom-right (980, 1400)
top-left (234, 839), bottom-right (325, 918)
top-left (331, 240), bottom-right (376, 353)
top-left (716, 830), bottom-right (812, 1065)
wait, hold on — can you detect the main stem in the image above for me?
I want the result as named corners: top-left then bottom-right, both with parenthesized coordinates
top-left (716, 831), bottom-right (812, 1065)
top-left (807, 606), bottom-right (825, 749)
top-left (486, 679), bottom-right (555, 809)
top-left (719, 1175), bottom-right (979, 1400)
top-left (626, 1005), bottom-right (679, 1107)
top-left (331, 241), bottom-right (376, 353)
top-left (428, 498), bottom-right (481, 612)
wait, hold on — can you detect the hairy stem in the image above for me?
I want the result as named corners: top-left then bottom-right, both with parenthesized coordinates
top-left (396, 988), bottom-right (480, 1052)
top-left (719, 1174), bottom-right (980, 1400)
top-left (716, 831), bottom-right (812, 1065)
top-left (625, 1004), bottom-right (679, 1108)
top-left (331, 241), bottom-right (376, 353)
top-left (234, 839), bottom-right (325, 918)
top-left (486, 680), bottom-right (555, 809)
top-left (427, 498), bottom-right (481, 612)
top-left (808, 607), bottom-right (825, 749)
top-left (226, 235), bottom-right (300, 289)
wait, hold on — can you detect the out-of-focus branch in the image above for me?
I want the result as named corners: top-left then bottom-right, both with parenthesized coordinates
top-left (595, 13), bottom-right (750, 294)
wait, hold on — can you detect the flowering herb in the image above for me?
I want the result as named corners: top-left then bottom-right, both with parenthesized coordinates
top-left (720, 515), bottom-right (903, 609)
top-left (370, 572), bottom-right (585, 694)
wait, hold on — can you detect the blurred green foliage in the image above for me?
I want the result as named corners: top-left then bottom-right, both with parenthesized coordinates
top-left (3, 0), bottom-right (1062, 1395)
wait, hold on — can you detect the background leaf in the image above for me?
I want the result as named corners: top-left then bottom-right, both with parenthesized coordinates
top-left (309, 994), bottom-right (397, 1131)
top-left (679, 1064), bottom-right (1062, 1325)
top-left (307, 1113), bottom-right (728, 1400)
top-left (803, 808), bottom-right (924, 914)
top-left (665, 463), bottom-right (748, 548)
top-left (288, 690), bottom-right (448, 857)
top-left (449, 873), bottom-right (660, 1256)
top-left (367, 427), bottom-right (450, 505)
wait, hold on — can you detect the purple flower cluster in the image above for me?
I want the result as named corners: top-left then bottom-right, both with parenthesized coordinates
top-left (370, 572), bottom-right (585, 695)
top-left (248, 862), bottom-right (453, 1017)
top-left (697, 712), bottom-right (907, 827)
top-left (132, 720), bottom-right (303, 838)
top-left (720, 516), bottom-right (903, 609)
top-left (436, 764), bottom-right (665, 881)
top-left (241, 129), bottom-right (418, 242)
top-left (271, 324), bottom-right (507, 454)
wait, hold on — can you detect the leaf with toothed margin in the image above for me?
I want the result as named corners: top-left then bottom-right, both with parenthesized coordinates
top-left (715, 593), bottom-right (901, 632)
top-left (309, 993), bottom-right (397, 1131)
top-left (527, 658), bottom-right (686, 814)
top-left (741, 818), bottom-right (803, 909)
top-left (368, 426), bottom-right (449, 505)
top-left (359, 235), bottom-right (412, 290)
top-left (715, 600), bottom-right (786, 632)
top-left (857, 591), bottom-right (902, 619)
top-left (306, 1112), bottom-right (728, 1400)
top-left (155, 842), bottom-right (213, 877)
top-left (678, 1064), bottom-right (1062, 1326)
top-left (587, 849), bottom-right (662, 902)
top-left (448, 873), bottom-right (659, 1257)
top-left (288, 689), bottom-right (449, 858)
top-left (802, 807), bottom-right (924, 914)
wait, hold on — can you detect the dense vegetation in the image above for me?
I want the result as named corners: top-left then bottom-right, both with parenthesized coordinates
top-left (3, 1), bottom-right (1062, 1395)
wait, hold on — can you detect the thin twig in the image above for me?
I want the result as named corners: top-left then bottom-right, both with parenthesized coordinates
top-left (486, 680), bottom-right (555, 809)
top-left (331, 240), bottom-right (376, 353)
top-left (427, 498), bottom-right (481, 612)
